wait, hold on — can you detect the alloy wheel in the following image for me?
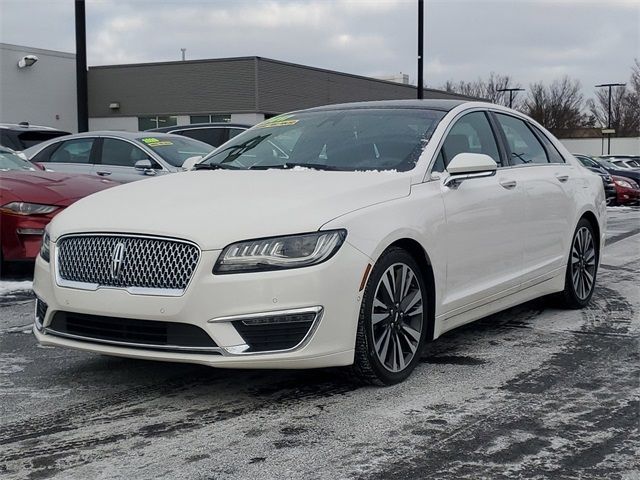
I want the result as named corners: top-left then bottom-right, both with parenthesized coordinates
top-left (371, 262), bottom-right (424, 372)
top-left (571, 226), bottom-right (596, 300)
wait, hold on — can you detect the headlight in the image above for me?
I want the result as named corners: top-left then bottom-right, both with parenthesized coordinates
top-left (40, 229), bottom-right (50, 263)
top-left (0, 202), bottom-right (57, 215)
top-left (214, 230), bottom-right (347, 274)
top-left (614, 178), bottom-right (635, 189)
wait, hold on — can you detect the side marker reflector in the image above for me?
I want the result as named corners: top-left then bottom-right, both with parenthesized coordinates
top-left (359, 263), bottom-right (372, 292)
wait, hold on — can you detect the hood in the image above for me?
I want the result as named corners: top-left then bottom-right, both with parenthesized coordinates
top-left (0, 171), bottom-right (117, 207)
top-left (49, 170), bottom-right (411, 250)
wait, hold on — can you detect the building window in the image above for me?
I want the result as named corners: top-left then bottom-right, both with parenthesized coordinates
top-left (190, 114), bottom-right (231, 124)
top-left (138, 116), bottom-right (178, 130)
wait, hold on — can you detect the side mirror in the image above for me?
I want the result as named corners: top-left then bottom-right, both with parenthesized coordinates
top-left (182, 155), bottom-right (203, 171)
top-left (444, 153), bottom-right (497, 188)
top-left (134, 159), bottom-right (156, 175)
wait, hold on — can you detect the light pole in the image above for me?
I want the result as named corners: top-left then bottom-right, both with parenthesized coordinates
top-left (417, 0), bottom-right (424, 100)
top-left (595, 83), bottom-right (626, 155)
top-left (75, 0), bottom-right (88, 132)
top-left (497, 87), bottom-right (525, 109)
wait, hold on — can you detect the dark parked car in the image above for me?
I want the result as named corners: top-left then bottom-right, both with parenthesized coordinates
top-left (147, 122), bottom-right (250, 148)
top-left (0, 123), bottom-right (69, 152)
top-left (573, 154), bottom-right (616, 204)
top-left (593, 156), bottom-right (640, 183)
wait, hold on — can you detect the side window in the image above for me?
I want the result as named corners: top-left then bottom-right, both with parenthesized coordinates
top-left (31, 143), bottom-right (62, 163)
top-left (228, 128), bottom-right (245, 140)
top-left (432, 151), bottom-right (445, 173)
top-left (49, 138), bottom-right (95, 164)
top-left (495, 114), bottom-right (548, 165)
top-left (101, 138), bottom-right (150, 167)
top-left (532, 125), bottom-right (565, 163)
top-left (432, 111), bottom-right (501, 172)
top-left (179, 128), bottom-right (226, 147)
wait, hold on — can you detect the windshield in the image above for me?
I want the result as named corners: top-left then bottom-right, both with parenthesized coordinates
top-left (0, 149), bottom-right (36, 171)
top-left (199, 108), bottom-right (446, 171)
top-left (597, 159), bottom-right (618, 170)
top-left (136, 136), bottom-right (213, 167)
top-left (625, 159), bottom-right (640, 168)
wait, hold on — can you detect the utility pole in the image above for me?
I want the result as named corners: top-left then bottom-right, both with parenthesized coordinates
top-left (497, 87), bottom-right (525, 109)
top-left (75, 0), bottom-right (88, 132)
top-left (595, 83), bottom-right (626, 155)
top-left (417, 0), bottom-right (424, 99)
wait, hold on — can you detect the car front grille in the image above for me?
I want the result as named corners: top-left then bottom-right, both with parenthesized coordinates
top-left (47, 311), bottom-right (220, 353)
top-left (56, 234), bottom-right (200, 293)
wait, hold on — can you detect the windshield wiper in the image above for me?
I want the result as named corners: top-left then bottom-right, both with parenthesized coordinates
top-left (249, 162), bottom-right (344, 171)
top-left (192, 163), bottom-right (240, 170)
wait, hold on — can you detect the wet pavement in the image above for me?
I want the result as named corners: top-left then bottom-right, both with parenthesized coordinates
top-left (0, 207), bottom-right (638, 479)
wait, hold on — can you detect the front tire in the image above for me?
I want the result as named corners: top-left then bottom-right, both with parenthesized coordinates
top-left (351, 248), bottom-right (428, 385)
top-left (560, 218), bottom-right (598, 308)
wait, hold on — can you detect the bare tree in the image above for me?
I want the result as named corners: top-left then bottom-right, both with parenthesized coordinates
top-left (440, 72), bottom-right (523, 107)
top-left (521, 76), bottom-right (586, 132)
top-left (587, 59), bottom-right (640, 136)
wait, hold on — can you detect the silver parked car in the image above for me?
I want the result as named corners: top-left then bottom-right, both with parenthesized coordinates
top-left (23, 131), bottom-right (213, 183)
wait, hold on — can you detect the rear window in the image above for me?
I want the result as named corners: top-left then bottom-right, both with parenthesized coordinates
top-left (15, 131), bottom-right (69, 150)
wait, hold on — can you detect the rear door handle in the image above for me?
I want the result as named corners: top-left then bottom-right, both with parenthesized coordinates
top-left (556, 174), bottom-right (569, 183)
top-left (499, 179), bottom-right (517, 190)
top-left (96, 170), bottom-right (112, 176)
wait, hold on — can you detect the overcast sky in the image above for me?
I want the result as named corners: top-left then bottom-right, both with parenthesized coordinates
top-left (1, 0), bottom-right (638, 96)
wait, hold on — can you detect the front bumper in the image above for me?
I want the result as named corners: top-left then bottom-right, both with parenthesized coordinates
top-left (615, 186), bottom-right (640, 205)
top-left (32, 241), bottom-right (370, 369)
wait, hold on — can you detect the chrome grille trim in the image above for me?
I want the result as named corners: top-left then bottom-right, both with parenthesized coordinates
top-left (54, 233), bottom-right (201, 297)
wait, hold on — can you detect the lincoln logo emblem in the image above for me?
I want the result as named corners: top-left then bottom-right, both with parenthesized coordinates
top-left (111, 242), bottom-right (126, 279)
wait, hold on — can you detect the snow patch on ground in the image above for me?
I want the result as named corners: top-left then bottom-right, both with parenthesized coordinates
top-left (0, 281), bottom-right (33, 296)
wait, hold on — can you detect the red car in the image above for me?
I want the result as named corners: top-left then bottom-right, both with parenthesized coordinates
top-left (611, 175), bottom-right (640, 206)
top-left (1, 148), bottom-right (117, 272)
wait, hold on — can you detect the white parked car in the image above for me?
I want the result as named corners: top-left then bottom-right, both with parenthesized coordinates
top-left (24, 131), bottom-right (213, 184)
top-left (32, 100), bottom-right (606, 385)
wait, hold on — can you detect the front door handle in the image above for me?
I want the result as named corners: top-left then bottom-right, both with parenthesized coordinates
top-left (556, 174), bottom-right (569, 183)
top-left (96, 170), bottom-right (112, 176)
top-left (499, 179), bottom-right (517, 190)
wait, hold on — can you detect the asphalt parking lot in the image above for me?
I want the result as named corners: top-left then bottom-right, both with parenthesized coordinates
top-left (0, 207), bottom-right (638, 480)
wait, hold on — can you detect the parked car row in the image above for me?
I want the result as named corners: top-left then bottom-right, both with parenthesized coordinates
top-left (573, 154), bottom-right (640, 206)
top-left (0, 123), bottom-right (255, 273)
top-left (0, 148), bottom-right (116, 274)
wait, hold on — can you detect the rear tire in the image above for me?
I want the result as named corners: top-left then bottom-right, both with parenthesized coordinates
top-left (560, 218), bottom-right (598, 309)
top-left (350, 247), bottom-right (428, 385)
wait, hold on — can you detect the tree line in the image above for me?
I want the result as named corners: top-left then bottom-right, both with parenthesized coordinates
top-left (439, 59), bottom-right (640, 137)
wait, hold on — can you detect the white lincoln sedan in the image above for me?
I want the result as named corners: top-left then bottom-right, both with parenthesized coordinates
top-left (33, 100), bottom-right (605, 385)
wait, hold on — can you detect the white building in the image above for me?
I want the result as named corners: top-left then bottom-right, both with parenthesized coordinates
top-left (0, 43), bottom-right (77, 133)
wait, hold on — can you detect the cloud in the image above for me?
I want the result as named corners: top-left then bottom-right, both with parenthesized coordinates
top-left (0, 0), bottom-right (637, 98)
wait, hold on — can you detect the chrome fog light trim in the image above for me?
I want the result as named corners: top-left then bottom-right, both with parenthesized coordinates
top-left (211, 306), bottom-right (324, 356)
